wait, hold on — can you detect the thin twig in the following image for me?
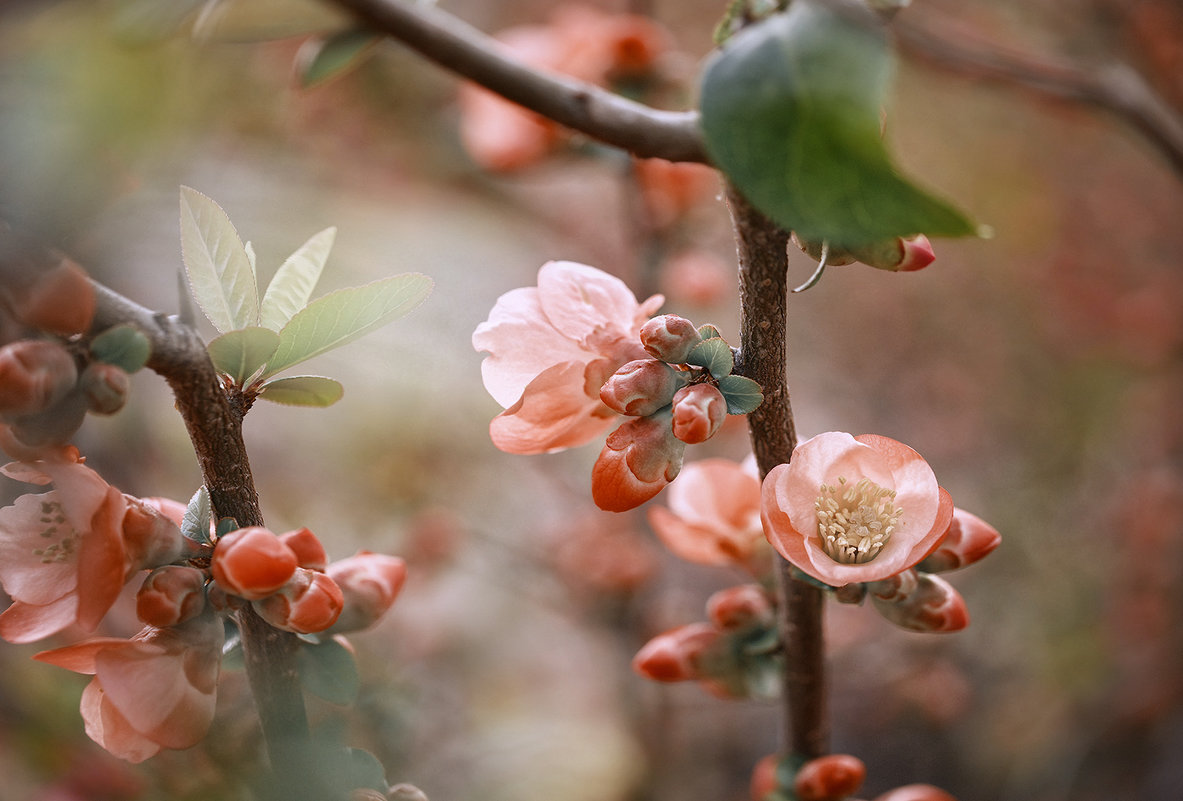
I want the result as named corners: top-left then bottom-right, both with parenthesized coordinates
top-left (326, 0), bottom-right (710, 164)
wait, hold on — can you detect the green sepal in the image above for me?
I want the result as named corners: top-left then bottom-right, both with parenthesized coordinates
top-left (700, 1), bottom-right (978, 248)
top-left (89, 324), bottom-right (151, 373)
top-left (207, 326), bottom-right (280, 385)
top-left (298, 28), bottom-right (382, 88)
top-left (717, 374), bottom-right (763, 414)
top-left (215, 516), bottom-right (240, 539)
top-left (298, 637), bottom-right (360, 706)
top-left (686, 337), bottom-right (734, 379)
top-left (257, 375), bottom-right (344, 407)
top-left (181, 485), bottom-right (212, 545)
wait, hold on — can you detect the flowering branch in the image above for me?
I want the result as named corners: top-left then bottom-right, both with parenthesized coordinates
top-left (326, 0), bottom-right (710, 164)
top-left (727, 186), bottom-right (827, 760)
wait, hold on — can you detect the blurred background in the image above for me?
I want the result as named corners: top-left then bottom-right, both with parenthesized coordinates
top-left (1, 0), bottom-right (1181, 799)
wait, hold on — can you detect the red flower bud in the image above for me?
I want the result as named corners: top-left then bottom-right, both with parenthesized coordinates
top-left (706, 584), bottom-right (773, 630)
top-left (599, 358), bottom-right (685, 416)
top-left (13, 261), bottom-right (96, 336)
top-left (279, 527), bottom-right (329, 571)
top-left (640, 314), bottom-right (701, 364)
top-left (592, 412), bottom-right (685, 512)
top-left (80, 362), bottom-right (130, 415)
top-left (671, 383), bottom-right (726, 444)
top-left (136, 565), bottom-right (207, 627)
top-left (632, 622), bottom-right (720, 682)
top-left (793, 754), bottom-right (867, 801)
top-left (211, 527), bottom-right (299, 601)
top-left (871, 785), bottom-right (958, 801)
top-left (750, 754), bottom-right (780, 801)
top-left (327, 551), bottom-right (408, 633)
top-left (868, 570), bottom-right (969, 633)
top-left (253, 567), bottom-right (344, 634)
top-left (920, 508), bottom-right (1001, 573)
top-left (0, 340), bottom-right (78, 418)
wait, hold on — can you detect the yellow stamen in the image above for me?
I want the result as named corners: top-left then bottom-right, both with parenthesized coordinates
top-left (815, 476), bottom-right (902, 564)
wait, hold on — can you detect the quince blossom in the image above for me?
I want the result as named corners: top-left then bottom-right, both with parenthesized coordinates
top-left (34, 610), bottom-right (223, 763)
top-left (0, 456), bottom-right (182, 643)
top-left (761, 432), bottom-right (953, 587)
top-left (473, 260), bottom-right (661, 454)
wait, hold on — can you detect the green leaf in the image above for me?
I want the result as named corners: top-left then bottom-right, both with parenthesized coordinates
top-left (697, 323), bottom-right (723, 341)
top-left (206, 327), bottom-right (281, 385)
top-left (298, 638), bottom-right (360, 705)
top-left (257, 375), bottom-right (344, 407)
top-left (717, 374), bottom-right (764, 414)
top-left (179, 186), bottom-right (260, 333)
top-left (89, 324), bottom-right (151, 372)
top-left (181, 485), bottom-right (212, 545)
top-left (700, 1), bottom-right (978, 248)
top-left (216, 517), bottom-right (240, 539)
top-left (263, 273), bottom-right (433, 377)
top-left (259, 227), bottom-right (335, 331)
top-left (686, 337), bottom-right (734, 379)
top-left (298, 28), bottom-right (382, 88)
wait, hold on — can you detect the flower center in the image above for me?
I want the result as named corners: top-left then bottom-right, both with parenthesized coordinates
top-left (815, 477), bottom-right (902, 564)
top-left (31, 500), bottom-right (77, 564)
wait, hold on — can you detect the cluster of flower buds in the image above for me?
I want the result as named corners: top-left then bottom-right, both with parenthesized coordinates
top-left (633, 583), bottom-right (778, 698)
top-left (0, 261), bottom-right (147, 453)
top-left (751, 752), bottom-right (958, 801)
top-left (592, 315), bottom-right (763, 512)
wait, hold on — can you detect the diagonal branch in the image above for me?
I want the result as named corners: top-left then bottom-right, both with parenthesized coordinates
top-left (326, 0), bottom-right (710, 164)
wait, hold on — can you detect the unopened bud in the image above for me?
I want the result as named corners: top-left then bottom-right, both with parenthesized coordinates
top-left (0, 340), bottom-right (78, 418)
top-left (706, 584), bottom-right (773, 630)
top-left (600, 359), bottom-right (684, 417)
top-left (871, 785), bottom-right (958, 801)
top-left (279, 526), bottom-right (329, 571)
top-left (591, 411), bottom-right (685, 512)
top-left (750, 754), bottom-right (781, 801)
top-left (211, 526), bottom-right (299, 600)
top-left (794, 754), bottom-right (867, 801)
top-left (868, 570), bottom-right (969, 633)
top-left (80, 362), bottom-right (130, 415)
top-left (920, 508), bottom-right (1001, 573)
top-left (640, 314), bottom-right (702, 364)
top-left (849, 235), bottom-right (935, 272)
top-left (137, 565), bottom-right (207, 627)
top-left (253, 567), bottom-right (344, 634)
top-left (327, 551), bottom-right (408, 633)
top-left (122, 496), bottom-right (184, 568)
top-left (671, 383), bottom-right (726, 444)
top-left (14, 261), bottom-right (96, 336)
top-left (631, 622), bottom-right (719, 682)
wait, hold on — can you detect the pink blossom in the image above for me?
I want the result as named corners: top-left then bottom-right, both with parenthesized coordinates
top-left (647, 458), bottom-right (763, 568)
top-left (0, 458), bottom-right (182, 643)
top-left (34, 611), bottom-right (223, 763)
top-left (761, 433), bottom-right (953, 587)
top-left (473, 261), bottom-right (662, 454)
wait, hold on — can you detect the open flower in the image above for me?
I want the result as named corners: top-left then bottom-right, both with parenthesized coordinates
top-left (473, 261), bottom-right (662, 454)
top-left (34, 609), bottom-right (223, 763)
top-left (0, 457), bottom-right (182, 643)
top-left (647, 458), bottom-right (764, 569)
top-left (761, 433), bottom-right (953, 587)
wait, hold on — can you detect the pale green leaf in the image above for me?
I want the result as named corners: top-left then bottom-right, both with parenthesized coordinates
top-left (259, 227), bottom-right (335, 331)
top-left (180, 186), bottom-right (259, 332)
top-left (263, 273), bottom-right (433, 377)
top-left (700, 1), bottom-right (978, 248)
top-left (717, 374), bottom-right (764, 415)
top-left (206, 327), bottom-right (281, 384)
top-left (686, 337), bottom-right (734, 379)
top-left (181, 486), bottom-right (212, 545)
top-left (257, 375), bottom-right (344, 407)
top-left (298, 28), bottom-right (382, 88)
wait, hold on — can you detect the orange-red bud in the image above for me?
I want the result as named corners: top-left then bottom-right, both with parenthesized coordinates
top-left (253, 567), bottom-right (344, 634)
top-left (14, 261), bottom-right (95, 336)
top-left (631, 622), bottom-right (719, 682)
top-left (326, 551), bottom-right (408, 633)
top-left (706, 584), bottom-right (773, 630)
top-left (279, 527), bottom-right (329, 571)
top-left (600, 358), bottom-right (684, 416)
top-left (0, 340), bottom-right (78, 418)
top-left (591, 412), bottom-right (685, 512)
top-left (920, 508), bottom-right (1001, 573)
top-left (136, 565), bottom-right (207, 627)
top-left (750, 754), bottom-right (780, 801)
top-left (793, 754), bottom-right (867, 801)
top-left (640, 314), bottom-right (701, 364)
top-left (211, 527), bottom-right (299, 601)
top-left (80, 362), bottom-right (130, 415)
top-left (670, 383), bottom-right (726, 444)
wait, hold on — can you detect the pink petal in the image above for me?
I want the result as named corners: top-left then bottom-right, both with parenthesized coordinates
top-left (80, 679), bottom-right (163, 764)
top-left (75, 488), bottom-right (130, 632)
top-left (489, 362), bottom-right (616, 454)
top-left (34, 636), bottom-right (130, 672)
top-left (0, 594), bottom-right (79, 643)
top-left (536, 261), bottom-right (646, 343)
top-left (647, 507), bottom-right (739, 566)
top-left (667, 458), bottom-right (760, 531)
top-left (0, 491), bottom-right (81, 605)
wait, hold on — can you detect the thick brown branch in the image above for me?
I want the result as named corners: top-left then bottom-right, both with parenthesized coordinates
top-left (895, 14), bottom-right (1183, 178)
top-left (326, 0), bottom-right (710, 164)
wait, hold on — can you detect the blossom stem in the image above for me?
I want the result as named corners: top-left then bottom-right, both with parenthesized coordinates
top-left (727, 185), bottom-right (828, 760)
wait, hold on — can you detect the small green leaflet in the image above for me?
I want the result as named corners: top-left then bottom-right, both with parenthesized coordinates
top-left (181, 485), bottom-right (212, 545)
top-left (298, 28), bottom-right (382, 88)
top-left (207, 327), bottom-right (280, 385)
top-left (264, 274), bottom-right (433, 377)
top-left (259, 227), bottom-right (336, 331)
top-left (257, 375), bottom-right (344, 407)
top-left (686, 337), bottom-right (734, 380)
top-left (180, 186), bottom-right (260, 333)
top-left (89, 324), bottom-right (151, 372)
top-left (717, 374), bottom-right (763, 415)
top-left (700, 0), bottom-right (978, 248)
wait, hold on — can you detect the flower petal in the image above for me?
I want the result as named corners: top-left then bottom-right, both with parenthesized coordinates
top-left (489, 362), bottom-right (616, 454)
top-left (80, 679), bottom-right (163, 764)
top-left (0, 594), bottom-right (79, 643)
top-left (536, 261), bottom-right (648, 343)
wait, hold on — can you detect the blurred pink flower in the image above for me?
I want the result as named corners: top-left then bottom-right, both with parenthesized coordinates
top-left (473, 261), bottom-right (662, 454)
top-left (761, 433), bottom-right (953, 587)
top-left (34, 611), bottom-right (223, 763)
top-left (631, 622), bottom-right (720, 683)
top-left (647, 458), bottom-right (763, 568)
top-left (0, 457), bottom-right (182, 643)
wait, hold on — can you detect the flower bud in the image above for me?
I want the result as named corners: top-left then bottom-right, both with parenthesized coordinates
top-left (387, 783), bottom-right (431, 801)
top-left (122, 496), bottom-right (184, 569)
top-left (253, 567), bottom-right (344, 634)
top-left (136, 565), bottom-right (207, 627)
top-left (919, 508), bottom-right (1001, 573)
top-left (849, 235), bottom-right (936, 272)
top-left (640, 314), bottom-right (701, 364)
top-left (13, 261), bottom-right (96, 336)
top-left (211, 526), bottom-right (299, 601)
top-left (79, 362), bottom-right (130, 415)
top-left (868, 570), bottom-right (969, 633)
top-left (793, 754), bottom-right (867, 801)
top-left (0, 340), bottom-right (78, 418)
top-left (279, 526), bottom-right (329, 571)
top-left (706, 584), bottom-right (774, 631)
top-left (750, 754), bottom-right (780, 801)
top-left (631, 622), bottom-right (720, 682)
top-left (327, 551), bottom-right (408, 633)
top-left (871, 785), bottom-right (958, 801)
top-left (6, 387), bottom-right (87, 447)
top-left (671, 383), bottom-right (726, 444)
top-left (599, 358), bottom-right (684, 417)
top-left (592, 411), bottom-right (686, 512)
